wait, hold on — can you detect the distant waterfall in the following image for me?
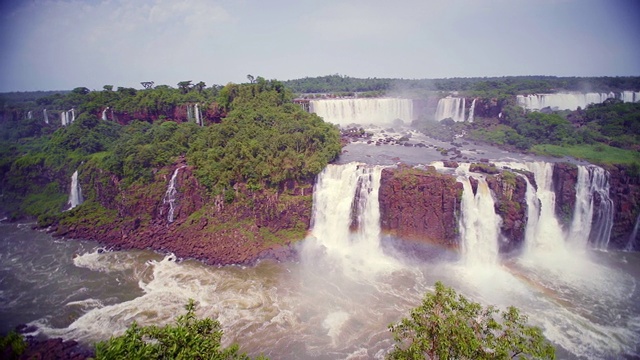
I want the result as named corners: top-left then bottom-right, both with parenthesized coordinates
top-left (516, 92), bottom-right (616, 111)
top-left (70, 108), bottom-right (75, 123)
top-left (27, 111), bottom-right (33, 120)
top-left (101, 107), bottom-right (109, 121)
top-left (620, 91), bottom-right (640, 103)
top-left (194, 104), bottom-right (202, 126)
top-left (60, 111), bottom-right (68, 126)
top-left (308, 163), bottom-right (398, 273)
top-left (67, 170), bottom-right (83, 210)
top-left (163, 166), bottom-right (185, 223)
top-left (458, 176), bottom-right (501, 266)
top-left (309, 98), bottom-right (413, 126)
top-left (467, 99), bottom-right (476, 122)
top-left (435, 97), bottom-right (466, 122)
top-left (43, 109), bottom-right (49, 124)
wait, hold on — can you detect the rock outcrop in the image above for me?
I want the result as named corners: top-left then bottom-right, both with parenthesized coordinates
top-left (378, 165), bottom-right (462, 248)
top-left (608, 164), bottom-right (640, 250)
top-left (552, 162), bottom-right (578, 229)
top-left (486, 171), bottom-right (529, 253)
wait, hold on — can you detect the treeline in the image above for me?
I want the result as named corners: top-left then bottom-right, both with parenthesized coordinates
top-left (284, 74), bottom-right (640, 98)
top-left (0, 79), bottom-right (341, 223)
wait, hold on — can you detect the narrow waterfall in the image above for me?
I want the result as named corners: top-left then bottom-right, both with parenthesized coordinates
top-left (467, 99), bottom-right (476, 122)
top-left (67, 170), bottom-right (83, 210)
top-left (516, 92), bottom-right (616, 111)
top-left (60, 111), bottom-right (68, 126)
top-left (587, 167), bottom-right (614, 250)
top-left (101, 108), bottom-right (109, 121)
top-left (626, 213), bottom-right (640, 251)
top-left (458, 176), bottom-right (501, 266)
top-left (308, 163), bottom-right (397, 273)
top-left (567, 165), bottom-right (595, 247)
top-left (27, 111), bottom-right (32, 120)
top-left (70, 109), bottom-right (75, 123)
top-left (43, 109), bottom-right (49, 124)
top-left (194, 104), bottom-right (202, 126)
top-left (163, 166), bottom-right (185, 223)
top-left (309, 98), bottom-right (413, 126)
top-left (435, 97), bottom-right (466, 122)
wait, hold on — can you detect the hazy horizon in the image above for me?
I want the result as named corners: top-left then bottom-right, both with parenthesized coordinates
top-left (1, 0), bottom-right (639, 92)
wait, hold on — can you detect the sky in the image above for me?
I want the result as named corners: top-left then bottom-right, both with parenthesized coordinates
top-left (0, 0), bottom-right (639, 92)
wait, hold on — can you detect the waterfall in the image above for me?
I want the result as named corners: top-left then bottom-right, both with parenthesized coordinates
top-left (620, 91), bottom-right (640, 103)
top-left (70, 108), bottom-right (75, 123)
top-left (163, 166), bottom-right (185, 223)
top-left (67, 170), bottom-right (83, 210)
top-left (101, 108), bottom-right (109, 121)
top-left (60, 111), bottom-right (68, 126)
top-left (27, 111), bottom-right (32, 120)
top-left (625, 213), bottom-right (640, 251)
top-left (516, 92), bottom-right (617, 111)
top-left (458, 176), bottom-right (501, 266)
top-left (194, 104), bottom-right (202, 126)
top-left (43, 109), bottom-right (49, 124)
top-left (435, 96), bottom-right (466, 122)
top-left (467, 98), bottom-right (476, 122)
top-left (309, 98), bottom-right (413, 126)
top-left (308, 163), bottom-right (397, 273)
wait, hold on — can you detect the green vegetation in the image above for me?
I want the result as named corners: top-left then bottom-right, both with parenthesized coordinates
top-left (0, 331), bottom-right (27, 359)
top-left (388, 282), bottom-right (555, 360)
top-left (531, 143), bottom-right (640, 166)
top-left (94, 299), bottom-right (263, 360)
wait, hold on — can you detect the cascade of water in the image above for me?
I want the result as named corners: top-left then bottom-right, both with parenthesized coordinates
top-left (309, 98), bottom-right (413, 126)
top-left (524, 162), bottom-right (566, 253)
top-left (516, 92), bottom-right (616, 111)
top-left (101, 108), bottom-right (108, 121)
top-left (587, 166), bottom-right (614, 250)
top-left (43, 109), bottom-right (48, 124)
top-left (67, 170), bottom-right (83, 210)
top-left (458, 176), bottom-right (501, 266)
top-left (625, 213), bottom-right (640, 251)
top-left (620, 91), bottom-right (640, 103)
top-left (567, 166), bottom-right (594, 248)
top-left (27, 111), bottom-right (32, 120)
top-left (163, 166), bottom-right (185, 223)
top-left (70, 109), bottom-right (75, 123)
top-left (308, 163), bottom-right (396, 273)
top-left (60, 111), bottom-right (68, 126)
top-left (195, 104), bottom-right (202, 126)
top-left (435, 97), bottom-right (466, 122)
top-left (467, 99), bottom-right (476, 122)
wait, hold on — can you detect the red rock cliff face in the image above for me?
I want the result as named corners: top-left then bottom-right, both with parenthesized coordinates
top-left (552, 163), bottom-right (578, 229)
top-left (485, 173), bottom-right (529, 253)
top-left (378, 165), bottom-right (463, 248)
top-left (608, 165), bottom-right (640, 250)
top-left (54, 161), bottom-right (312, 265)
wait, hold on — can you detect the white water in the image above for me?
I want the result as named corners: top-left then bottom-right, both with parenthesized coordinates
top-left (467, 98), bottom-right (476, 123)
top-left (309, 98), bottom-right (413, 126)
top-left (60, 111), bottom-right (68, 126)
top-left (458, 176), bottom-right (501, 266)
top-left (435, 96), bottom-right (466, 122)
top-left (517, 92), bottom-right (617, 111)
top-left (27, 111), bottom-right (32, 119)
top-left (67, 170), bottom-right (83, 210)
top-left (195, 104), bottom-right (202, 126)
top-left (626, 213), bottom-right (640, 251)
top-left (620, 91), bottom-right (640, 103)
top-left (43, 109), bottom-right (48, 124)
top-left (163, 166), bottom-right (185, 223)
top-left (101, 107), bottom-right (109, 121)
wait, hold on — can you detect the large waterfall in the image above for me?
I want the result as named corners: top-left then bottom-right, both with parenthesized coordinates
top-left (67, 170), bottom-right (83, 210)
top-left (514, 92), bottom-right (638, 111)
top-left (309, 98), bottom-right (413, 126)
top-left (163, 166), bottom-right (185, 223)
top-left (458, 176), bottom-right (501, 266)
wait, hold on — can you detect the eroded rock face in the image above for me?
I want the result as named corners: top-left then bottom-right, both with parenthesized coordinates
top-left (552, 162), bottom-right (578, 229)
top-left (378, 165), bottom-right (463, 248)
top-left (486, 172), bottom-right (529, 253)
top-left (608, 164), bottom-right (640, 250)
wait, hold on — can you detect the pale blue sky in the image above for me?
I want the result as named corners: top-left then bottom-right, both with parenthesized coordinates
top-left (1, 0), bottom-right (639, 91)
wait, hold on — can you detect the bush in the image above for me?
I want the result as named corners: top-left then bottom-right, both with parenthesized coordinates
top-left (95, 299), bottom-right (264, 360)
top-left (387, 282), bottom-right (555, 359)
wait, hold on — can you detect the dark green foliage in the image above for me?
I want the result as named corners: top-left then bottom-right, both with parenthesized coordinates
top-left (0, 331), bottom-right (28, 359)
top-left (94, 299), bottom-right (262, 360)
top-left (388, 282), bottom-right (555, 360)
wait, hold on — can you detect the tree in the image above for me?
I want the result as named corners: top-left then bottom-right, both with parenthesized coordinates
top-left (194, 81), bottom-right (206, 93)
top-left (178, 80), bottom-right (193, 94)
top-left (247, 74), bottom-right (255, 84)
top-left (387, 282), bottom-right (555, 360)
top-left (95, 299), bottom-right (263, 359)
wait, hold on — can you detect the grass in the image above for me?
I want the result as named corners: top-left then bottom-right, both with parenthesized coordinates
top-left (532, 143), bottom-right (640, 166)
